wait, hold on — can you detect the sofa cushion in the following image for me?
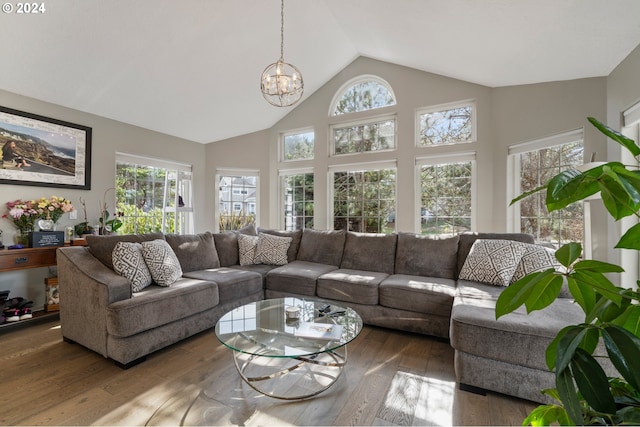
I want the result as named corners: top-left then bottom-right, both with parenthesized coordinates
top-left (112, 242), bottom-right (152, 292)
top-left (182, 267), bottom-right (263, 304)
top-left (165, 232), bottom-right (220, 272)
top-left (459, 239), bottom-right (528, 286)
top-left (457, 232), bottom-right (535, 276)
top-left (340, 232), bottom-right (397, 274)
top-left (106, 278), bottom-right (219, 338)
top-left (450, 280), bottom-right (585, 371)
top-left (317, 269), bottom-right (387, 305)
top-left (379, 274), bottom-right (456, 317)
top-left (87, 232), bottom-right (165, 270)
top-left (296, 229), bottom-right (346, 266)
top-left (141, 239), bottom-right (183, 286)
top-left (266, 261), bottom-right (338, 296)
top-left (213, 232), bottom-right (239, 267)
top-left (255, 233), bottom-right (292, 266)
top-left (258, 228), bottom-right (302, 263)
top-left (238, 234), bottom-right (259, 265)
top-left (394, 233), bottom-right (459, 279)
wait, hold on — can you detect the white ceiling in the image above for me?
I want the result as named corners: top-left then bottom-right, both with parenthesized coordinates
top-left (2, 0), bottom-right (640, 144)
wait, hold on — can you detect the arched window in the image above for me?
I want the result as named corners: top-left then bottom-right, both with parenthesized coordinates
top-left (330, 75), bottom-right (396, 116)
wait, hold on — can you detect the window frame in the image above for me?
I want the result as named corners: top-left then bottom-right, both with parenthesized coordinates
top-left (415, 152), bottom-right (477, 235)
top-left (215, 168), bottom-right (260, 232)
top-left (507, 129), bottom-right (584, 246)
top-left (279, 167), bottom-right (314, 231)
top-left (415, 100), bottom-right (477, 148)
top-left (329, 74), bottom-right (396, 117)
top-left (280, 127), bottom-right (315, 162)
top-left (329, 114), bottom-right (397, 157)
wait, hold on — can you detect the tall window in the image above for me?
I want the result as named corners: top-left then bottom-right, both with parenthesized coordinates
top-left (283, 129), bottom-right (314, 161)
top-left (331, 164), bottom-right (396, 234)
top-left (330, 75), bottom-right (396, 116)
top-left (331, 117), bottom-right (396, 155)
top-left (417, 101), bottom-right (475, 147)
top-left (509, 131), bottom-right (584, 247)
top-left (417, 155), bottom-right (474, 235)
top-left (281, 171), bottom-right (314, 230)
top-left (217, 171), bottom-right (258, 231)
top-left (115, 153), bottom-right (193, 235)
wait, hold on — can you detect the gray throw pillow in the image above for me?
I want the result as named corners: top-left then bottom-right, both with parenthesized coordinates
top-left (340, 231), bottom-right (397, 274)
top-left (141, 239), bottom-right (183, 286)
top-left (238, 234), bottom-right (259, 266)
top-left (165, 232), bottom-right (220, 272)
top-left (297, 229), bottom-right (346, 266)
top-left (86, 232), bottom-right (165, 270)
top-left (394, 233), bottom-right (459, 279)
top-left (255, 233), bottom-right (292, 265)
top-left (510, 243), bottom-right (561, 283)
top-left (257, 228), bottom-right (302, 262)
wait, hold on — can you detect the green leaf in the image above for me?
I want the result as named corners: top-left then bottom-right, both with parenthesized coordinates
top-left (572, 270), bottom-right (622, 306)
top-left (545, 169), bottom-right (596, 211)
top-left (522, 405), bottom-right (569, 426)
top-left (602, 325), bottom-right (640, 391)
top-left (524, 271), bottom-right (563, 312)
top-left (567, 276), bottom-right (595, 315)
top-left (613, 305), bottom-right (640, 336)
top-left (495, 270), bottom-right (554, 318)
top-left (556, 367), bottom-right (583, 425)
top-left (546, 329), bottom-right (566, 371)
top-left (573, 259), bottom-right (625, 274)
top-left (571, 348), bottom-right (617, 414)
top-left (618, 406), bottom-right (640, 425)
top-left (599, 173), bottom-right (639, 220)
top-left (616, 223), bottom-right (640, 250)
top-left (555, 243), bottom-right (582, 268)
top-left (510, 183), bottom-right (547, 206)
top-left (588, 117), bottom-right (640, 157)
top-left (556, 326), bottom-right (587, 373)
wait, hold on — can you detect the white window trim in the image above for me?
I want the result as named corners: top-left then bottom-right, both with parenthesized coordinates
top-left (215, 168), bottom-right (260, 232)
top-left (415, 99), bottom-right (477, 147)
top-left (116, 152), bottom-right (192, 172)
top-left (327, 160), bottom-right (398, 231)
top-left (329, 114), bottom-right (397, 157)
top-left (278, 167), bottom-right (314, 230)
top-left (280, 127), bottom-right (315, 163)
top-left (328, 74), bottom-right (396, 117)
top-left (414, 152), bottom-right (477, 234)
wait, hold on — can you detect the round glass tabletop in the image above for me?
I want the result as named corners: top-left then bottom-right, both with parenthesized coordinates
top-left (215, 297), bottom-right (363, 358)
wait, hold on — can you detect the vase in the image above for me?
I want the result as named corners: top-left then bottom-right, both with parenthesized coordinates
top-left (38, 218), bottom-right (55, 231)
top-left (14, 230), bottom-right (30, 247)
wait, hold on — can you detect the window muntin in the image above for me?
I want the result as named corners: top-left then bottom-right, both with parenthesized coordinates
top-left (331, 76), bottom-right (396, 116)
top-left (282, 172), bottom-right (314, 230)
top-left (332, 118), bottom-right (395, 155)
top-left (417, 102), bottom-right (474, 146)
top-left (283, 130), bottom-right (314, 161)
top-left (218, 174), bottom-right (258, 231)
top-left (115, 157), bottom-right (193, 235)
top-left (419, 160), bottom-right (473, 235)
top-left (517, 141), bottom-right (584, 247)
top-left (332, 167), bottom-right (396, 234)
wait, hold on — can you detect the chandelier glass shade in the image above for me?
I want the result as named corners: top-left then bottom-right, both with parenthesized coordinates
top-left (260, 0), bottom-right (304, 107)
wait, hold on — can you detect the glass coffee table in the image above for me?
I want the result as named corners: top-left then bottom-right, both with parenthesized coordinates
top-left (215, 297), bottom-right (363, 400)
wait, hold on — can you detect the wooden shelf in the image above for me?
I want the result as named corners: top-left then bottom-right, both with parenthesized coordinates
top-left (0, 310), bottom-right (59, 334)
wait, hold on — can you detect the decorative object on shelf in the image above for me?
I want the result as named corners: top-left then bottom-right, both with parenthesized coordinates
top-left (45, 277), bottom-right (60, 312)
top-left (98, 188), bottom-right (123, 235)
top-left (75, 196), bottom-right (95, 237)
top-left (2, 199), bottom-right (38, 246)
top-left (35, 196), bottom-right (74, 229)
top-left (260, 0), bottom-right (304, 107)
top-left (28, 231), bottom-right (65, 248)
top-left (0, 105), bottom-right (92, 190)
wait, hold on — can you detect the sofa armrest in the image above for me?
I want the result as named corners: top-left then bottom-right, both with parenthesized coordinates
top-left (57, 246), bottom-right (132, 357)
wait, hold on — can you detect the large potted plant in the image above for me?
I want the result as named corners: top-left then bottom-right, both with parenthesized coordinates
top-left (497, 117), bottom-right (640, 425)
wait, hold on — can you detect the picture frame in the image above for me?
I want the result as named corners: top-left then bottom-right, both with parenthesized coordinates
top-left (0, 106), bottom-right (92, 190)
top-left (44, 277), bottom-right (60, 312)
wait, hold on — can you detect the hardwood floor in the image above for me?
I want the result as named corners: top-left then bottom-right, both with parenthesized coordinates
top-left (1, 319), bottom-right (538, 426)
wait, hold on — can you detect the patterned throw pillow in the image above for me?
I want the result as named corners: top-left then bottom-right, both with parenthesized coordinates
top-left (141, 239), bottom-right (183, 286)
top-left (255, 233), bottom-right (293, 265)
top-left (112, 242), bottom-right (153, 292)
top-left (510, 244), bottom-right (560, 283)
top-left (459, 239), bottom-right (528, 286)
top-left (238, 234), bottom-right (259, 266)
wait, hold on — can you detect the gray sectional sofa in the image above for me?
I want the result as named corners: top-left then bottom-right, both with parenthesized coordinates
top-left (56, 227), bottom-right (581, 404)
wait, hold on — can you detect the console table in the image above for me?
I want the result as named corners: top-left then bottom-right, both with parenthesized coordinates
top-left (0, 245), bottom-right (61, 331)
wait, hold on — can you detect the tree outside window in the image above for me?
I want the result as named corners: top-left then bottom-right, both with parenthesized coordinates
top-left (333, 168), bottom-right (396, 234)
top-left (283, 130), bottom-right (314, 161)
top-left (283, 173), bottom-right (314, 230)
top-left (418, 103), bottom-right (474, 146)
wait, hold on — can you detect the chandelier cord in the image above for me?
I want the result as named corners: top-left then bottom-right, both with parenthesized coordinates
top-left (279, 0), bottom-right (285, 61)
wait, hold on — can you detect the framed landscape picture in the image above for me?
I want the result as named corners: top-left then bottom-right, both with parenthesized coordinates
top-left (0, 106), bottom-right (92, 190)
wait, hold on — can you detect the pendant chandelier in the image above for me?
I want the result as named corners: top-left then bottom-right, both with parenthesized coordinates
top-left (260, 0), bottom-right (304, 107)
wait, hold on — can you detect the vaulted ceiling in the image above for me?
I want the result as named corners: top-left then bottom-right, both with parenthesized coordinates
top-left (3, 0), bottom-right (640, 143)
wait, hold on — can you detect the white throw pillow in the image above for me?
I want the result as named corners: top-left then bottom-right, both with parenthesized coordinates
top-left (510, 244), bottom-right (560, 283)
top-left (255, 233), bottom-right (292, 266)
top-left (112, 241), bottom-right (153, 292)
top-left (459, 239), bottom-right (528, 286)
top-left (141, 239), bottom-right (183, 286)
top-left (238, 234), bottom-right (259, 266)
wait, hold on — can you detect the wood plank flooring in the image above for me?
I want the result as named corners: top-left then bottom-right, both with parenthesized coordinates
top-left (1, 319), bottom-right (538, 426)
